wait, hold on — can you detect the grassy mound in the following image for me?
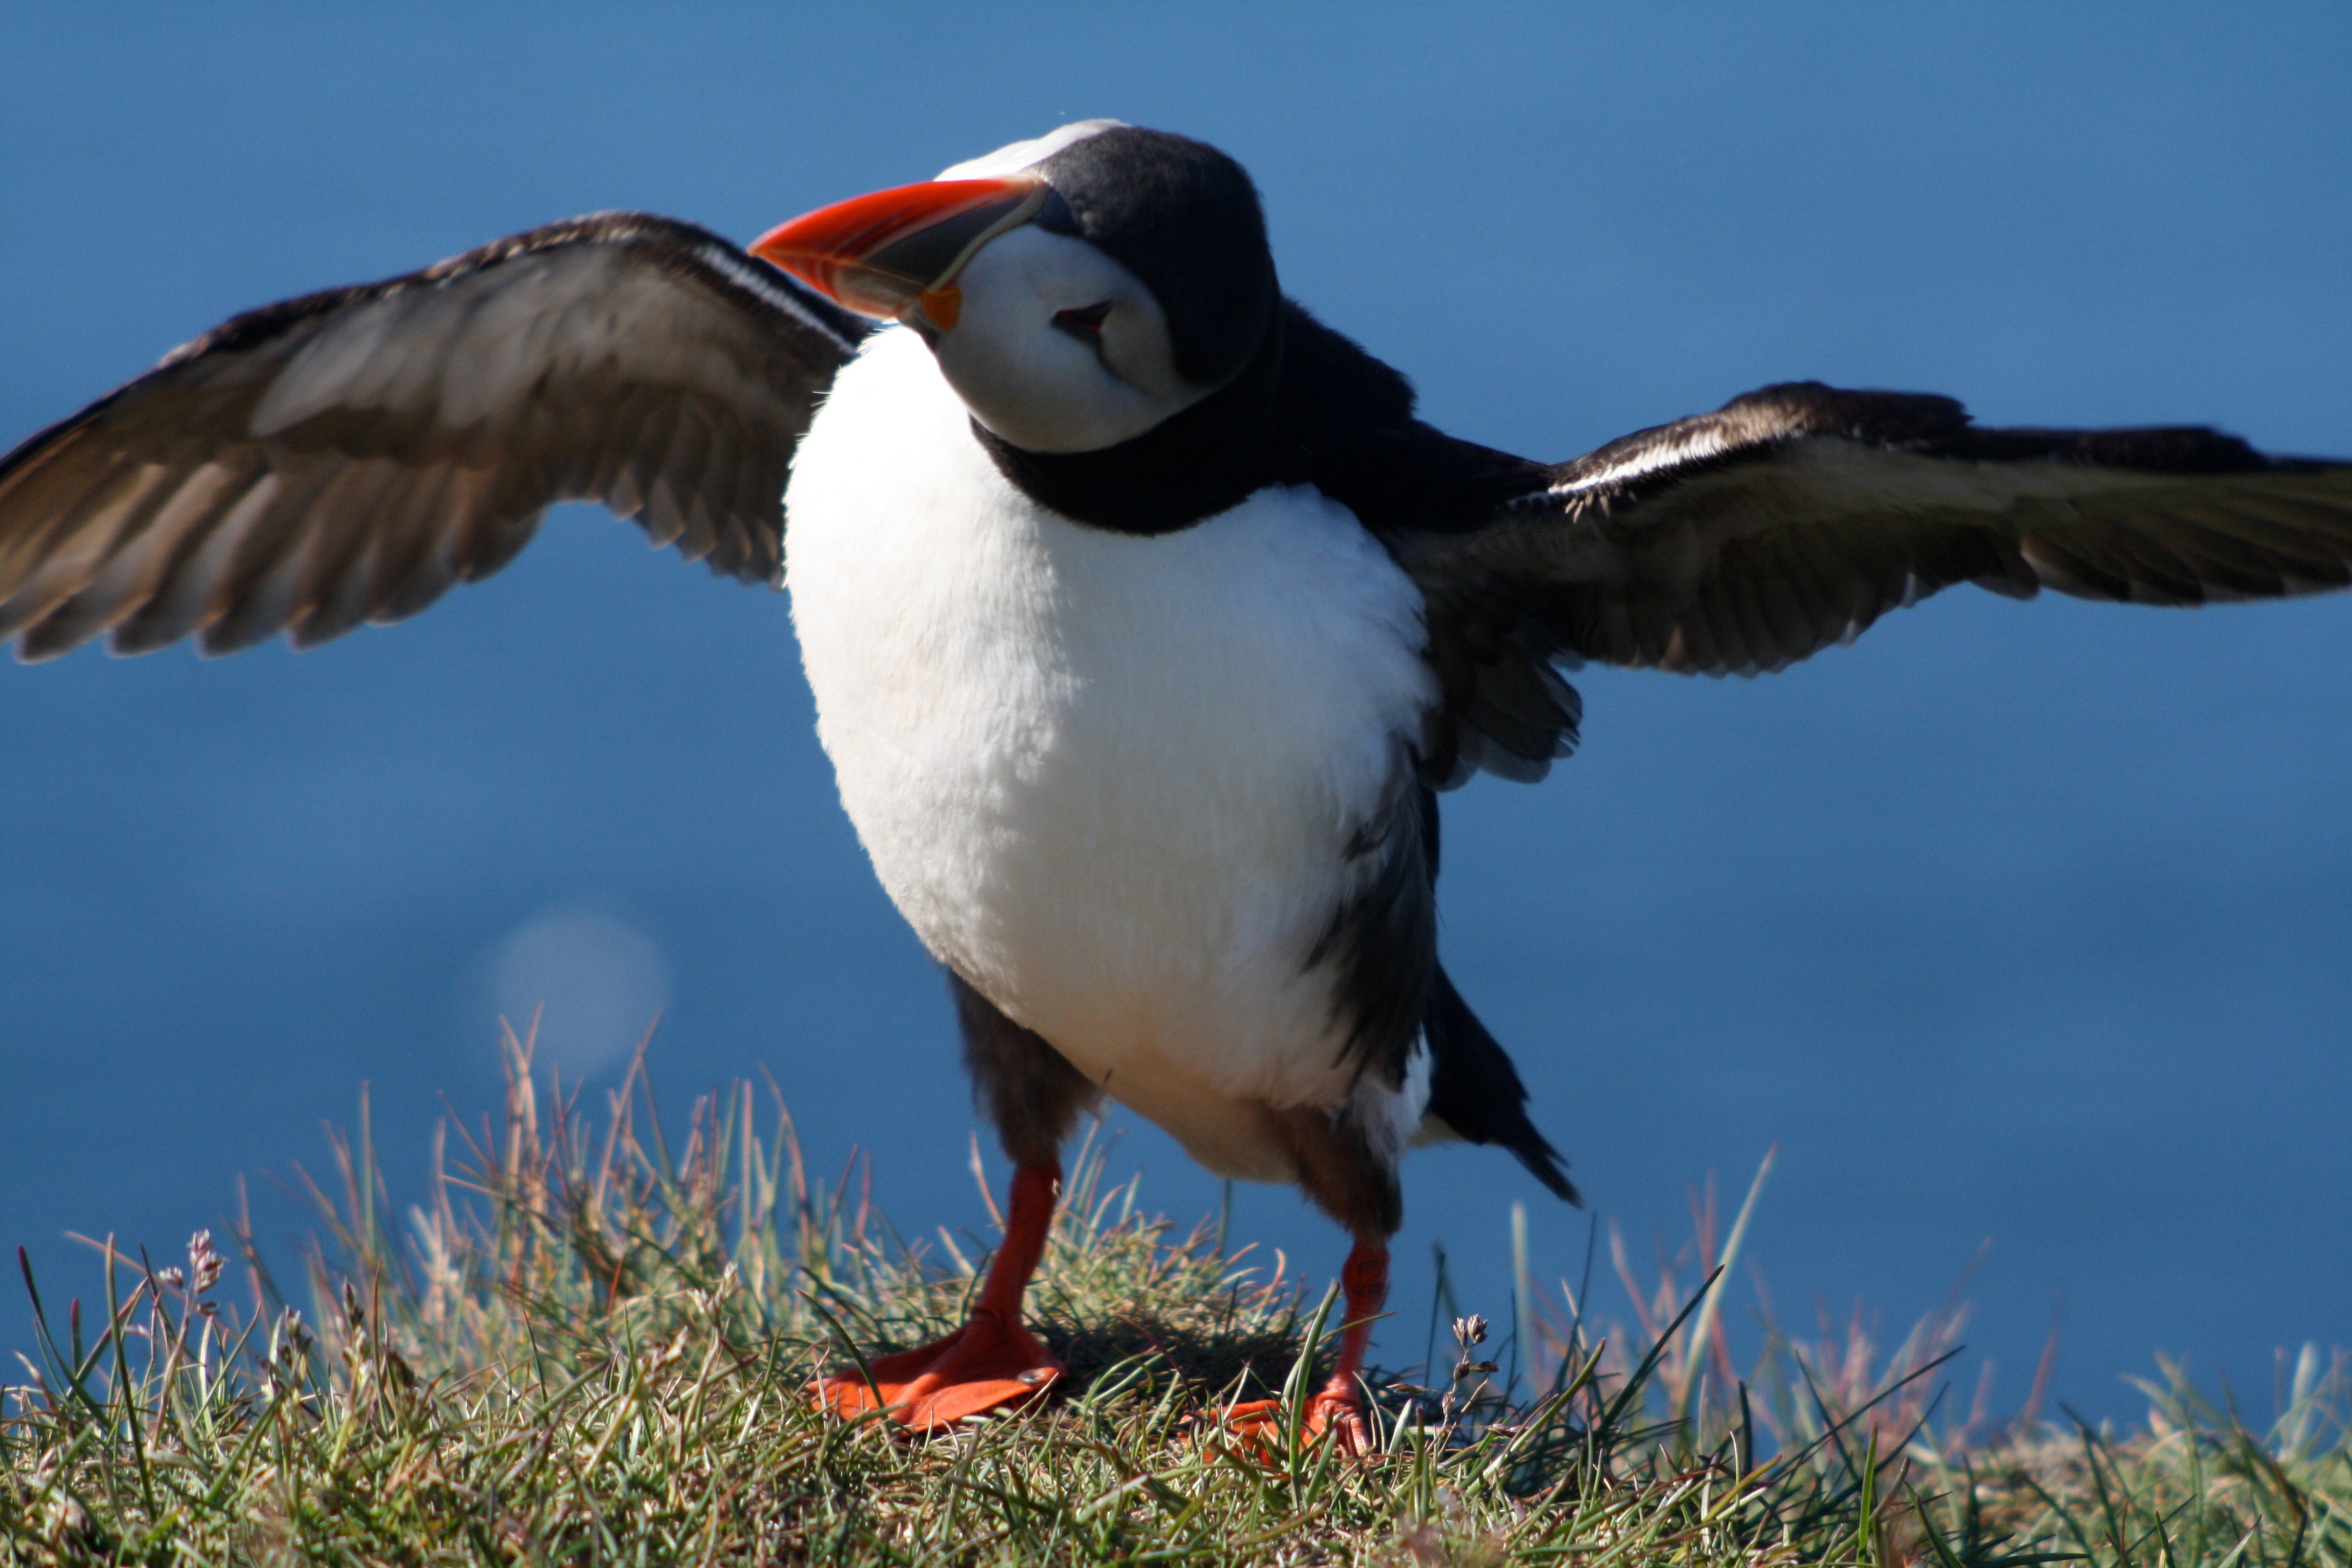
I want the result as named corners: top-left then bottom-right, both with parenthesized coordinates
top-left (5, 1043), bottom-right (2346, 1564)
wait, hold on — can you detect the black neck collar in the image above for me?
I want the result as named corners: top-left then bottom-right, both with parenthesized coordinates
top-left (972, 317), bottom-right (1287, 537)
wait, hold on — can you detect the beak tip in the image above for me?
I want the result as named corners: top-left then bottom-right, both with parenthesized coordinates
top-left (745, 235), bottom-right (830, 305)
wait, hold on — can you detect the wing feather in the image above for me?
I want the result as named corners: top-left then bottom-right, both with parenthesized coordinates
top-left (0, 212), bottom-right (865, 661)
top-left (1391, 382), bottom-right (2352, 684)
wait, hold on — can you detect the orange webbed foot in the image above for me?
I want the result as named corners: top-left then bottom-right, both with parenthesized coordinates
top-left (1212, 1382), bottom-right (1376, 1459)
top-left (1209, 1237), bottom-right (1390, 1460)
top-left (812, 1305), bottom-right (1062, 1431)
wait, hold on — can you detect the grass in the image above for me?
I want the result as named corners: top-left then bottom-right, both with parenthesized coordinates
top-left (3, 1036), bottom-right (2345, 1566)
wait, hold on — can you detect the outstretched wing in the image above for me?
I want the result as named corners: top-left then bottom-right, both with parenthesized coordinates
top-left (1386, 382), bottom-right (2352, 768)
top-left (0, 212), bottom-right (867, 661)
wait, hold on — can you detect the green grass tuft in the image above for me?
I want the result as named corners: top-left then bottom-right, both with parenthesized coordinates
top-left (5, 1034), bottom-right (2347, 1565)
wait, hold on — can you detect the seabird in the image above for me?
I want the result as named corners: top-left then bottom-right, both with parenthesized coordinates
top-left (4, 121), bottom-right (2348, 1449)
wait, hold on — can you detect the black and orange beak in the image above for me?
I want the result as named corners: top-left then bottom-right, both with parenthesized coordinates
top-left (751, 176), bottom-right (1046, 326)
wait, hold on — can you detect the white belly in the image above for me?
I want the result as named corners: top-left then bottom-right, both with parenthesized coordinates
top-left (784, 328), bottom-right (1437, 1177)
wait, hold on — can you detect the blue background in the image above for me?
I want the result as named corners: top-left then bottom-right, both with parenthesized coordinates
top-left (4, 5), bottom-right (2347, 1423)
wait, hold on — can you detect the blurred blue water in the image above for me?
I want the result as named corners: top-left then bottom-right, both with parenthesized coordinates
top-left (2, 5), bottom-right (2347, 1423)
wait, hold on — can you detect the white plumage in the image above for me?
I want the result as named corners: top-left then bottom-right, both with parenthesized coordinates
top-left (786, 325), bottom-right (1439, 1180)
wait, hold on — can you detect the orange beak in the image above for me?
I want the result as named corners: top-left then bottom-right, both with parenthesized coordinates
top-left (750, 176), bottom-right (1046, 324)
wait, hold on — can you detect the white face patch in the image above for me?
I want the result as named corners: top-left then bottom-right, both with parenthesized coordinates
top-left (937, 120), bottom-right (1125, 180)
top-left (929, 226), bottom-right (1215, 454)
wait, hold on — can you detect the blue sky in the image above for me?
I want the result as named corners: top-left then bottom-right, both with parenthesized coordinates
top-left (2, 5), bottom-right (2348, 1422)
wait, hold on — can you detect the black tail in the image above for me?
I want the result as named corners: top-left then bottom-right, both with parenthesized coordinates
top-left (1423, 962), bottom-right (1581, 1205)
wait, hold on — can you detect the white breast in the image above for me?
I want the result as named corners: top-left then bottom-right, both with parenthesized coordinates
top-left (784, 327), bottom-right (1437, 1177)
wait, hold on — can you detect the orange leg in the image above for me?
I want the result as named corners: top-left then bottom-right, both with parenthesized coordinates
top-left (1220, 1237), bottom-right (1388, 1456)
top-left (813, 1161), bottom-right (1065, 1431)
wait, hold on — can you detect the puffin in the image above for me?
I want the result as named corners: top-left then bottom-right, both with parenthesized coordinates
top-left (5, 120), bottom-right (2350, 1449)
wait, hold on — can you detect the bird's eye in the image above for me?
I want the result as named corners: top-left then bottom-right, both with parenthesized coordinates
top-left (1051, 302), bottom-right (1112, 342)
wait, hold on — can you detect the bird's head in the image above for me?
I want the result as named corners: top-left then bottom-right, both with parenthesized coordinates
top-left (751, 122), bottom-right (1276, 454)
